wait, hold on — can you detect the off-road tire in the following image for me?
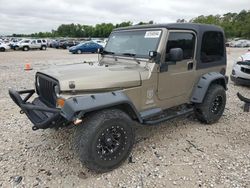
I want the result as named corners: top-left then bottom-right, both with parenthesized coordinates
top-left (74, 109), bottom-right (135, 172)
top-left (0, 47), bottom-right (5, 52)
top-left (194, 84), bottom-right (226, 124)
top-left (23, 46), bottom-right (29, 51)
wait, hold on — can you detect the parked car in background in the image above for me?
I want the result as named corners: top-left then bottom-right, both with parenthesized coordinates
top-left (60, 40), bottom-right (80, 49)
top-left (50, 40), bottom-right (61, 48)
top-left (91, 39), bottom-right (106, 47)
top-left (231, 51), bottom-right (250, 86)
top-left (69, 41), bottom-right (103, 54)
top-left (13, 39), bottom-right (47, 51)
top-left (0, 42), bottom-right (10, 52)
top-left (229, 39), bottom-right (250, 48)
top-left (47, 39), bottom-right (55, 47)
top-left (9, 38), bottom-right (22, 49)
top-left (234, 40), bottom-right (250, 48)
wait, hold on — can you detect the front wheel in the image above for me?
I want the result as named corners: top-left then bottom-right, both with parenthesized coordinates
top-left (41, 45), bottom-right (46, 50)
top-left (194, 84), bottom-right (226, 124)
top-left (0, 47), bottom-right (5, 52)
top-left (23, 46), bottom-right (29, 51)
top-left (74, 109), bottom-right (135, 172)
top-left (77, 50), bottom-right (82, 54)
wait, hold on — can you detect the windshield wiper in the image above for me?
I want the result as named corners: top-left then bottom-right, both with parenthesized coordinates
top-left (121, 53), bottom-right (140, 64)
top-left (103, 50), bottom-right (115, 55)
top-left (101, 50), bottom-right (118, 62)
top-left (122, 52), bottom-right (136, 57)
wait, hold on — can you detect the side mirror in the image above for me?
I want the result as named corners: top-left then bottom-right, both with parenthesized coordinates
top-left (169, 48), bottom-right (183, 62)
top-left (149, 51), bottom-right (157, 58)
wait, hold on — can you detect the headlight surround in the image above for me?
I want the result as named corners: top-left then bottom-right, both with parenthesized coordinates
top-left (54, 85), bottom-right (60, 97)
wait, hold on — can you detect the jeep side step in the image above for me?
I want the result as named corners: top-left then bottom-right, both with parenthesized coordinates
top-left (142, 107), bottom-right (194, 125)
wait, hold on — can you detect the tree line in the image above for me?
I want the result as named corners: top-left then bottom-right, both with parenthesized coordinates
top-left (11, 10), bottom-right (250, 39)
top-left (12, 21), bottom-right (152, 38)
top-left (191, 10), bottom-right (250, 39)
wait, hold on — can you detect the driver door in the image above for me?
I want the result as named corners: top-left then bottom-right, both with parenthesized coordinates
top-left (157, 30), bottom-right (197, 102)
top-left (30, 40), bottom-right (37, 49)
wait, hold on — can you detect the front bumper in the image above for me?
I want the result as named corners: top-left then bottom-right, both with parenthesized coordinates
top-left (9, 89), bottom-right (66, 130)
top-left (230, 75), bottom-right (250, 86)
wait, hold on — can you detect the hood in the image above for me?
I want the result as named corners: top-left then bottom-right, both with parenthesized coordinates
top-left (241, 52), bottom-right (250, 61)
top-left (38, 62), bottom-right (144, 91)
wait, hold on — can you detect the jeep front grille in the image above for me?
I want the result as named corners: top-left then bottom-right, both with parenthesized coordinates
top-left (241, 67), bottom-right (250, 75)
top-left (36, 74), bottom-right (58, 107)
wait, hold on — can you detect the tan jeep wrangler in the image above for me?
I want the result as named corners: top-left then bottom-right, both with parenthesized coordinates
top-left (9, 23), bottom-right (228, 172)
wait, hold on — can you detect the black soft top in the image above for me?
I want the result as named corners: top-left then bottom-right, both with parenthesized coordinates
top-left (114, 23), bottom-right (223, 33)
top-left (113, 23), bottom-right (226, 70)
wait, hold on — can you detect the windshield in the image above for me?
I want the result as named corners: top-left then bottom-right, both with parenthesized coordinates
top-left (104, 30), bottom-right (162, 58)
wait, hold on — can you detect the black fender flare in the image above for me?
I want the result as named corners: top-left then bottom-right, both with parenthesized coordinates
top-left (60, 91), bottom-right (143, 123)
top-left (191, 72), bottom-right (227, 103)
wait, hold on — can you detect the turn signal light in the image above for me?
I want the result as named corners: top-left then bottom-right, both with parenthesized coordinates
top-left (57, 98), bottom-right (65, 108)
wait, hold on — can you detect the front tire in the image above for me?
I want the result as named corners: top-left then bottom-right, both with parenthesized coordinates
top-left (77, 50), bottom-right (82, 54)
top-left (74, 109), bottom-right (135, 172)
top-left (194, 84), bottom-right (226, 124)
top-left (41, 45), bottom-right (46, 50)
top-left (23, 46), bottom-right (29, 51)
top-left (0, 47), bottom-right (5, 52)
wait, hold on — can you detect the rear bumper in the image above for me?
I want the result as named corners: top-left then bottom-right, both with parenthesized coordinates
top-left (9, 89), bottom-right (66, 130)
top-left (230, 75), bottom-right (250, 86)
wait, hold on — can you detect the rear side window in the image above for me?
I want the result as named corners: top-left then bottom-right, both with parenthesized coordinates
top-left (201, 32), bottom-right (224, 63)
top-left (166, 32), bottom-right (195, 61)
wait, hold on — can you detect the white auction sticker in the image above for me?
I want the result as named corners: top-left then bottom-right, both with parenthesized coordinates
top-left (144, 31), bottom-right (161, 38)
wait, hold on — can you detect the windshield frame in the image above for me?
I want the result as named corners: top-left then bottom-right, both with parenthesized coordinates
top-left (104, 28), bottom-right (163, 59)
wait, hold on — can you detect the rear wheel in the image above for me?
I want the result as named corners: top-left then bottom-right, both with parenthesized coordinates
top-left (0, 47), bottom-right (5, 52)
top-left (194, 84), bottom-right (226, 124)
top-left (74, 109), bottom-right (135, 172)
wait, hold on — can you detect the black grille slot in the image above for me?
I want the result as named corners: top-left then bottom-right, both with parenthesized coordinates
top-left (36, 74), bottom-right (58, 107)
top-left (241, 67), bottom-right (250, 74)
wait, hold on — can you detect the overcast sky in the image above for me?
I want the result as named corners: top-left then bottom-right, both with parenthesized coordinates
top-left (0, 0), bottom-right (249, 35)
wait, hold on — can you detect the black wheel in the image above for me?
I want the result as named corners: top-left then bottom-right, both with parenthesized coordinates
top-left (41, 45), bottom-right (46, 50)
top-left (194, 84), bottom-right (226, 124)
top-left (23, 46), bottom-right (29, 51)
top-left (74, 109), bottom-right (135, 172)
top-left (0, 47), bottom-right (5, 52)
top-left (14, 46), bottom-right (18, 50)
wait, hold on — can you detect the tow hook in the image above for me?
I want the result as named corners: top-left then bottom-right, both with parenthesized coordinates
top-left (74, 118), bottom-right (83, 125)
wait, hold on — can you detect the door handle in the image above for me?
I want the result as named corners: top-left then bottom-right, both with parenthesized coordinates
top-left (187, 61), bottom-right (194, 70)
